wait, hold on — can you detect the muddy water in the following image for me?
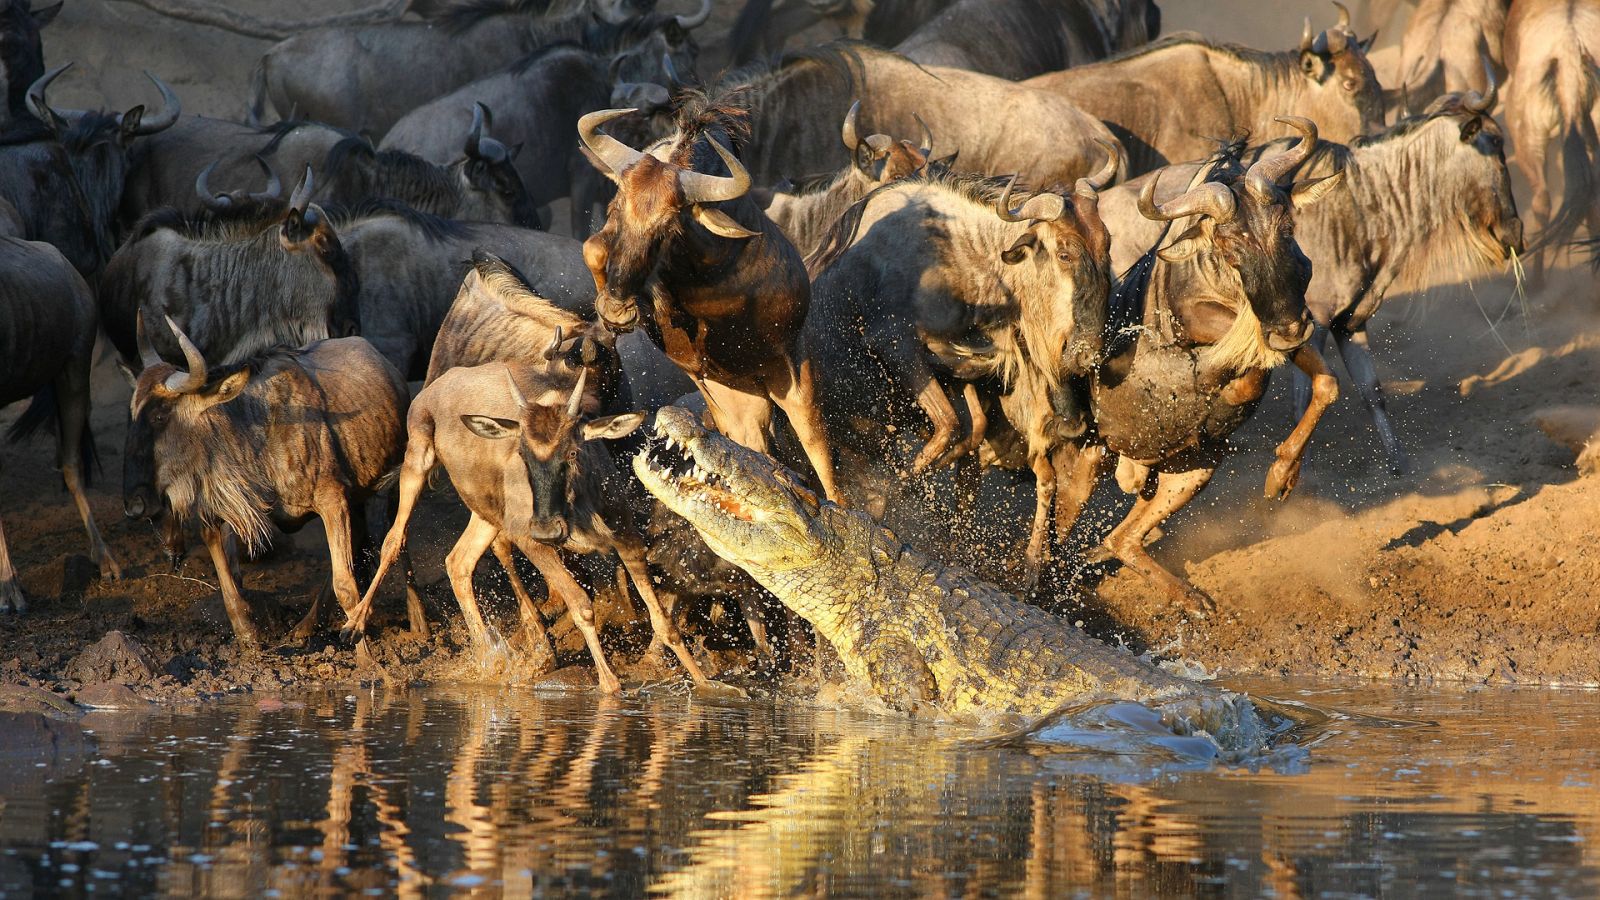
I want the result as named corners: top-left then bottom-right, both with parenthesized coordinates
top-left (1, 680), bottom-right (1598, 898)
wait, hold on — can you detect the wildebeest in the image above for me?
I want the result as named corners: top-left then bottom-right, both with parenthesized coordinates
top-left (579, 102), bottom-right (846, 505)
top-left (122, 321), bottom-right (410, 648)
top-left (894, 0), bottom-right (1162, 80)
top-left (0, 0), bottom-right (55, 127)
top-left (1101, 90), bottom-right (1523, 476)
top-left (1023, 6), bottom-right (1383, 174)
top-left (1393, 0), bottom-right (1506, 115)
top-left (727, 0), bottom-right (956, 63)
top-left (1066, 118), bottom-right (1344, 612)
top-left (253, 0), bottom-right (708, 138)
top-left (0, 236), bottom-right (121, 612)
top-left (763, 100), bottom-right (932, 257)
top-left (806, 147), bottom-right (1119, 582)
top-left (100, 169), bottom-right (360, 369)
top-left (1, 64), bottom-right (180, 273)
top-left (720, 42), bottom-right (1128, 197)
top-left (1502, 0), bottom-right (1600, 275)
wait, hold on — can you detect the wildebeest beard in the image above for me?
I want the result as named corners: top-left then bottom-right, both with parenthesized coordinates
top-left (1205, 237), bottom-right (1313, 372)
top-left (154, 391), bottom-right (277, 553)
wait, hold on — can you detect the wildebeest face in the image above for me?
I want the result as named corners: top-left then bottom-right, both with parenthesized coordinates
top-left (456, 154), bottom-right (540, 229)
top-left (1298, 13), bottom-right (1384, 137)
top-left (280, 202), bottom-right (361, 337)
top-left (1453, 111), bottom-right (1524, 257)
top-left (1216, 190), bottom-right (1315, 350)
top-left (585, 155), bottom-right (685, 332)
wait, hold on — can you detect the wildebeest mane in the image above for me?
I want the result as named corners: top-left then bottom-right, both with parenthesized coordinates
top-left (803, 167), bottom-right (1010, 276)
top-left (323, 138), bottom-right (468, 215)
top-left (257, 119), bottom-right (353, 155)
top-left (327, 198), bottom-right (476, 242)
top-left (508, 38), bottom-right (592, 75)
top-left (412, 0), bottom-right (555, 32)
top-left (1097, 31), bottom-right (1301, 75)
top-left (902, 0), bottom-right (1123, 76)
top-left (667, 90), bottom-right (753, 161)
top-left (128, 203), bottom-right (287, 242)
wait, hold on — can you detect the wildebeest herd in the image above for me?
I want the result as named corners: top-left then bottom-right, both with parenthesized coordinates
top-left (0, 0), bottom-right (1588, 689)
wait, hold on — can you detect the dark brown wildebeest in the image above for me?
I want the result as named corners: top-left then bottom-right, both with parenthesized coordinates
top-left (894, 0), bottom-right (1162, 80)
top-left (0, 236), bottom-right (121, 612)
top-left (1024, 5), bottom-right (1383, 174)
top-left (1393, 0), bottom-right (1507, 115)
top-left (1100, 90), bottom-right (1523, 476)
top-left (578, 102), bottom-right (846, 505)
top-left (0, 0), bottom-right (57, 128)
top-left (1503, 0), bottom-right (1600, 278)
top-left (123, 320), bottom-right (410, 648)
top-left (1061, 118), bottom-right (1344, 612)
top-left (805, 146), bottom-right (1119, 583)
top-left (763, 100), bottom-right (932, 257)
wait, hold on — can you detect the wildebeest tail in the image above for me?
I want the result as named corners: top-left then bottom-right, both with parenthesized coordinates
top-left (246, 62), bottom-right (267, 127)
top-left (1529, 51), bottom-right (1600, 253)
top-left (5, 384), bottom-right (99, 483)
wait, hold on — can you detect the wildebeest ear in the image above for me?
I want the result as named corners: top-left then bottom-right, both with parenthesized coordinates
top-left (1290, 169), bottom-right (1345, 209)
top-left (32, 1), bottom-right (62, 26)
top-left (1001, 232), bottom-right (1039, 265)
top-left (119, 106), bottom-right (147, 142)
top-left (1359, 31), bottom-right (1377, 54)
top-left (461, 415), bottom-right (520, 439)
top-left (582, 411), bottom-right (647, 442)
top-left (692, 205), bottom-right (760, 239)
top-left (209, 369), bottom-right (251, 405)
top-left (1156, 224), bottom-right (1208, 263)
top-left (116, 360), bottom-right (138, 389)
top-left (1459, 117), bottom-right (1483, 142)
top-left (1299, 52), bottom-right (1325, 80)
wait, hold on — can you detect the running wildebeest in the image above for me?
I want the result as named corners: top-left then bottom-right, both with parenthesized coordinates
top-left (0, 236), bottom-right (121, 612)
top-left (579, 102), bottom-right (847, 505)
top-left (893, 0), bottom-right (1162, 80)
top-left (122, 319), bottom-right (410, 648)
top-left (1024, 5), bottom-right (1383, 174)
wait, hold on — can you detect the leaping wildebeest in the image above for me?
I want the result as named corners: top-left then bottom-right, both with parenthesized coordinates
top-left (1024, 4), bottom-right (1382, 174)
top-left (578, 102), bottom-right (846, 505)
top-left (0, 236), bottom-right (121, 612)
top-left (893, 0), bottom-right (1162, 80)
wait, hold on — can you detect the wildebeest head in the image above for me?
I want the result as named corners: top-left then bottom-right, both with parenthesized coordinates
top-left (578, 107), bottom-right (757, 332)
top-left (460, 361), bottom-right (645, 544)
top-left (0, 0), bottom-right (56, 121)
top-left (277, 167), bottom-right (361, 339)
top-left (1410, 81), bottom-right (1523, 260)
top-left (449, 102), bottom-right (540, 228)
top-left (840, 99), bottom-right (931, 186)
top-left (601, 0), bottom-right (710, 87)
top-left (1140, 117), bottom-right (1344, 370)
top-left (1297, 2), bottom-right (1384, 137)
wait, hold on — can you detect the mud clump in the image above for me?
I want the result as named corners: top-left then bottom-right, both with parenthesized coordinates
top-left (64, 632), bottom-right (159, 685)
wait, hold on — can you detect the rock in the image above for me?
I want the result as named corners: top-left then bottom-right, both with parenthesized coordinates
top-left (0, 711), bottom-right (93, 760)
top-left (0, 684), bottom-right (81, 721)
top-left (1532, 406), bottom-right (1600, 476)
top-left (75, 682), bottom-right (149, 709)
top-left (64, 632), bottom-right (157, 685)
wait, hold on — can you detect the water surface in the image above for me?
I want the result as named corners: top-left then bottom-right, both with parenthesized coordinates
top-left (2, 679), bottom-right (1597, 897)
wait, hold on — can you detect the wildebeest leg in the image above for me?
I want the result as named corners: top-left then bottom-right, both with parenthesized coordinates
top-left (615, 536), bottom-right (710, 685)
top-left (0, 514), bottom-right (25, 613)
top-left (930, 383), bottom-right (988, 471)
top-left (445, 513), bottom-right (501, 651)
top-left (1052, 441), bottom-right (1107, 543)
top-left (490, 537), bottom-right (555, 666)
top-left (344, 437), bottom-right (432, 638)
top-left (1509, 106), bottom-right (1552, 282)
top-left (1269, 343), bottom-right (1343, 498)
top-left (316, 492), bottom-right (365, 633)
top-left (380, 491), bottom-right (427, 638)
top-left (1289, 327), bottom-right (1332, 419)
top-left (55, 362), bottom-right (121, 583)
top-left (1099, 468), bottom-right (1216, 614)
top-left (1331, 328), bottom-right (1405, 477)
top-left (1022, 450), bottom-right (1057, 590)
top-left (767, 349), bottom-right (847, 506)
top-left (740, 595), bottom-right (777, 661)
top-left (865, 322), bottom-right (963, 474)
top-left (515, 539), bottom-right (622, 695)
top-left (202, 526), bottom-right (263, 649)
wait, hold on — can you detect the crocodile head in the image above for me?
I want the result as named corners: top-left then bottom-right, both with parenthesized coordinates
top-left (634, 406), bottom-right (830, 572)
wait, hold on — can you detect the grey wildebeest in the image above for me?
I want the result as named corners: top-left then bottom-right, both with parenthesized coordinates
top-left (1393, 0), bottom-right (1507, 115)
top-left (1023, 5), bottom-right (1383, 174)
top-left (893, 0), bottom-right (1162, 80)
top-left (252, 0), bottom-right (708, 138)
top-left (763, 100), bottom-right (932, 257)
top-left (1100, 90), bottom-right (1523, 476)
top-left (720, 42), bottom-right (1128, 201)
top-left (579, 102), bottom-right (846, 505)
top-left (123, 322), bottom-right (410, 648)
top-left (0, 0), bottom-right (56, 127)
top-left (1, 64), bottom-right (180, 274)
top-left (1502, 0), bottom-right (1600, 276)
top-left (0, 237), bottom-right (121, 612)
top-left (805, 148), bottom-right (1119, 583)
top-left (1065, 118), bottom-right (1345, 612)
top-left (100, 170), bottom-right (360, 371)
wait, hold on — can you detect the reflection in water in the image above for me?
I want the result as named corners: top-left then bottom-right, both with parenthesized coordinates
top-left (0, 681), bottom-right (1597, 897)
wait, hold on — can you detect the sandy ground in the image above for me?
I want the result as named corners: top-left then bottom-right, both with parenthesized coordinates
top-left (2, 0), bottom-right (1599, 704)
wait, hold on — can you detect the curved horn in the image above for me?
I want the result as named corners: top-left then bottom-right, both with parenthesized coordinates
top-left (505, 368), bottom-right (528, 410)
top-left (1300, 17), bottom-right (1313, 53)
top-left (1333, 0), bottom-right (1350, 30)
top-left (1138, 173), bottom-right (1237, 224)
top-left (195, 160), bottom-right (232, 210)
top-left (127, 71), bottom-right (181, 135)
top-left (465, 101), bottom-right (486, 159)
top-left (841, 99), bottom-right (863, 151)
top-left (1085, 139), bottom-right (1120, 191)
top-left (577, 108), bottom-right (647, 182)
top-left (675, 0), bottom-right (711, 30)
top-left (914, 113), bottom-right (933, 156)
top-left (289, 165), bottom-right (314, 212)
top-left (25, 62), bottom-right (71, 133)
top-left (250, 155), bottom-right (282, 202)
top-left (543, 324), bottom-right (565, 362)
top-left (135, 310), bottom-right (162, 370)
top-left (996, 174), bottom-right (1066, 223)
top-left (677, 137), bottom-right (751, 204)
top-left (162, 315), bottom-right (208, 394)
top-left (1466, 56), bottom-right (1497, 113)
top-left (1247, 116), bottom-right (1318, 197)
top-left (1325, 24), bottom-right (1348, 54)
top-left (566, 365), bottom-right (588, 418)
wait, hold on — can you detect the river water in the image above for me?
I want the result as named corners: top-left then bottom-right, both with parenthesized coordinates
top-left (1, 678), bottom-right (1597, 897)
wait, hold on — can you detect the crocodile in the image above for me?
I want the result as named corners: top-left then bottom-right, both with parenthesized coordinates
top-left (634, 406), bottom-right (1269, 741)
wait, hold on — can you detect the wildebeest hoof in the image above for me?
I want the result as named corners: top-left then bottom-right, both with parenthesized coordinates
top-left (335, 625), bottom-right (364, 650)
top-left (1176, 587), bottom-right (1216, 617)
top-left (0, 581), bottom-right (26, 614)
top-left (693, 680), bottom-right (749, 700)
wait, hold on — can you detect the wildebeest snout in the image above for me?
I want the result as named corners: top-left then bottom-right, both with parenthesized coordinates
top-left (526, 517), bottom-right (569, 543)
top-left (597, 290), bottom-right (641, 333)
top-left (124, 486), bottom-right (157, 520)
top-left (1267, 315), bottom-right (1315, 351)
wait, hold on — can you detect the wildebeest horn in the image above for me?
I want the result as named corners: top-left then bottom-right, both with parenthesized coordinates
top-left (135, 311), bottom-right (162, 370)
top-left (578, 108), bottom-right (647, 182)
top-left (841, 100), bottom-right (893, 155)
top-left (25, 62), bottom-right (71, 133)
top-left (1300, 17), bottom-right (1313, 53)
top-left (914, 113), bottom-right (933, 156)
top-left (126, 71), bottom-right (181, 135)
top-left (464, 102), bottom-right (510, 164)
top-left (677, 137), bottom-right (751, 204)
top-left (289, 165), bottom-right (315, 212)
top-left (543, 325), bottom-right (565, 361)
top-left (162, 315), bottom-right (208, 394)
top-left (1085, 139), bottom-right (1120, 191)
top-left (566, 365), bottom-right (588, 418)
top-left (1333, 0), bottom-right (1350, 30)
top-left (251, 156), bottom-right (282, 201)
top-left (1138, 173), bottom-right (1237, 224)
top-left (675, 0), bottom-right (711, 30)
top-left (996, 174), bottom-right (1066, 223)
top-left (1246, 116), bottom-right (1318, 198)
top-left (1465, 56), bottom-right (1498, 113)
top-left (506, 368), bottom-right (528, 410)
top-left (195, 160), bottom-right (230, 210)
